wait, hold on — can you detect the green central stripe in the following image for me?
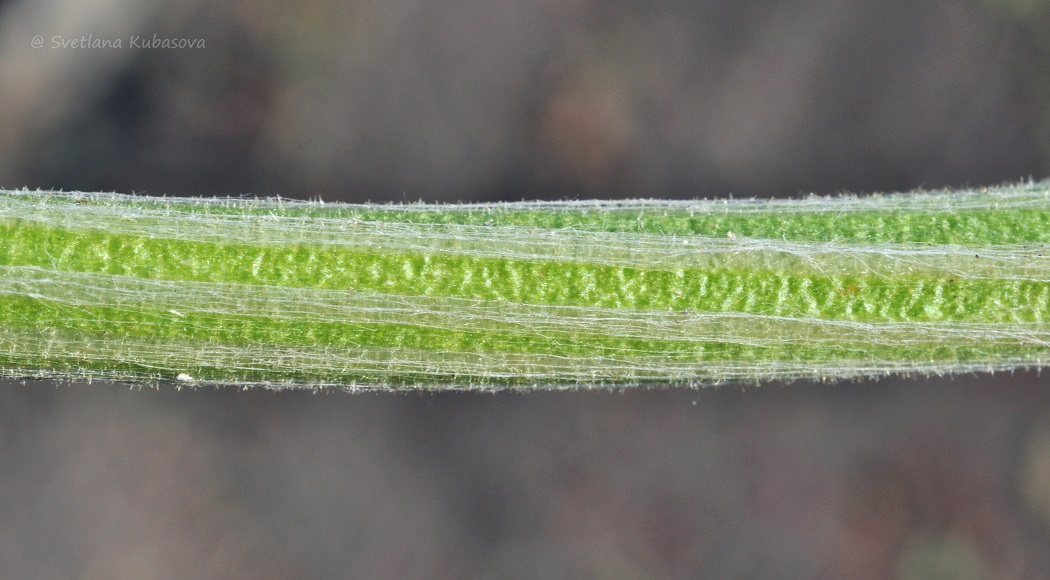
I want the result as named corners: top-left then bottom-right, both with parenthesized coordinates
top-left (2, 222), bottom-right (1048, 324)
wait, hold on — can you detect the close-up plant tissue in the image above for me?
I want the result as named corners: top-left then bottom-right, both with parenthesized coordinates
top-left (2, 0), bottom-right (1050, 577)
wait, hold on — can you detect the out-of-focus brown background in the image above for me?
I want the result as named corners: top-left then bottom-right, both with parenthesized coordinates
top-left (2, 0), bottom-right (1050, 577)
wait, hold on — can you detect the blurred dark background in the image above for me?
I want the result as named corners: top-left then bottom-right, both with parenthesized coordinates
top-left (3, 0), bottom-right (1050, 577)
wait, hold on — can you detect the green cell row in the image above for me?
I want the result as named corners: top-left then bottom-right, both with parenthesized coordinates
top-left (2, 221), bottom-right (1048, 323)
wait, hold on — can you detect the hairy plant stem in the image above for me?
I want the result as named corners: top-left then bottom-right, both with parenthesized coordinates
top-left (2, 183), bottom-right (1050, 390)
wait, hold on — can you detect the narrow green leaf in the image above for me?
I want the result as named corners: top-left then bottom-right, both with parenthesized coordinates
top-left (2, 182), bottom-right (1049, 389)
